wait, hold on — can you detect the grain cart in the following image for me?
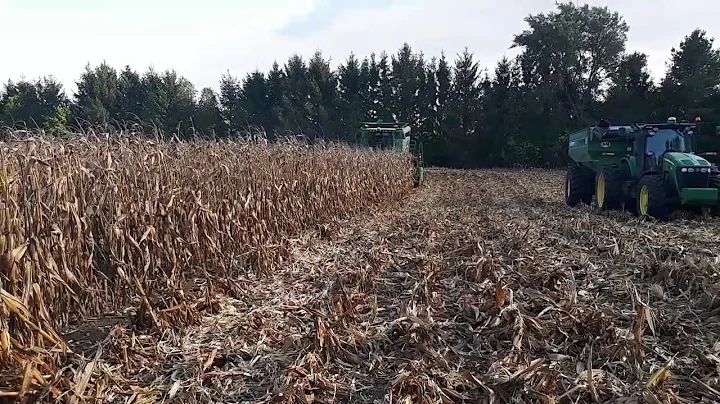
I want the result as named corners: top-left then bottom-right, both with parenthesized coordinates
top-left (695, 121), bottom-right (720, 166)
top-left (357, 121), bottom-right (424, 187)
top-left (565, 117), bottom-right (720, 220)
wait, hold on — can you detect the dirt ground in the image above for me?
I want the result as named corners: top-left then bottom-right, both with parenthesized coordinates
top-left (61, 168), bottom-right (720, 403)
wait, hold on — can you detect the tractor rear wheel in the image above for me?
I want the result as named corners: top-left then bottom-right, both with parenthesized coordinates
top-left (636, 174), bottom-right (672, 221)
top-left (710, 174), bottom-right (720, 216)
top-left (596, 167), bottom-right (623, 211)
top-left (565, 165), bottom-right (593, 207)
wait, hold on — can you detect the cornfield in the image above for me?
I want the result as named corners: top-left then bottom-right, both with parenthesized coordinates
top-left (4, 134), bottom-right (720, 403)
top-left (0, 133), bottom-right (414, 400)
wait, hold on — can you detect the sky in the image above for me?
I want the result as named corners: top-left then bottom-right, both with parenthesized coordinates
top-left (0, 0), bottom-right (718, 96)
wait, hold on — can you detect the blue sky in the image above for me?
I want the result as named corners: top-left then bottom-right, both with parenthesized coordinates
top-left (1, 0), bottom-right (718, 95)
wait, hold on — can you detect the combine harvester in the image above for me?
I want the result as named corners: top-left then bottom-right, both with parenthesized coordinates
top-left (357, 121), bottom-right (424, 187)
top-left (565, 117), bottom-right (720, 220)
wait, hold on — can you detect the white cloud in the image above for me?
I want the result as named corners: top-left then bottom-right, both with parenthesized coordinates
top-left (0, 0), bottom-right (718, 96)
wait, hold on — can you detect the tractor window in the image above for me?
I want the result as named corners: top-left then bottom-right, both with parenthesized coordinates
top-left (645, 129), bottom-right (690, 156)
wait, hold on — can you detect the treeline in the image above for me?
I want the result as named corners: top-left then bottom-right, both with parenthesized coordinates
top-left (1, 2), bottom-right (719, 168)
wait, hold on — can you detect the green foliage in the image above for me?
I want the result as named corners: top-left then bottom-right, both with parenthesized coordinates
top-left (1, 2), bottom-right (719, 169)
top-left (1, 76), bottom-right (67, 129)
top-left (44, 102), bottom-right (71, 135)
top-left (661, 29), bottom-right (720, 119)
top-left (512, 2), bottom-right (629, 124)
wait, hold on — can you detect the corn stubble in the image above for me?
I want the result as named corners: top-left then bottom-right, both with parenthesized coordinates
top-left (0, 134), bottom-right (414, 399)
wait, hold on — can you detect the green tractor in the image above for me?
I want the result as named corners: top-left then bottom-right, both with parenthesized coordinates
top-left (565, 117), bottom-right (720, 220)
top-left (357, 121), bottom-right (424, 187)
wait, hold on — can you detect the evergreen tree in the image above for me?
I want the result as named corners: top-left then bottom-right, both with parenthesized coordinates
top-left (218, 72), bottom-right (243, 135)
top-left (362, 54), bottom-right (381, 122)
top-left (377, 52), bottom-right (394, 121)
top-left (485, 57), bottom-right (524, 166)
top-left (418, 56), bottom-right (437, 148)
top-left (660, 29), bottom-right (720, 120)
top-left (240, 70), bottom-right (272, 135)
top-left (307, 51), bottom-right (340, 140)
top-left (73, 62), bottom-right (120, 126)
top-left (116, 66), bottom-right (146, 126)
top-left (447, 48), bottom-right (482, 168)
top-left (266, 62), bottom-right (287, 137)
top-left (0, 77), bottom-right (68, 131)
top-left (280, 54), bottom-right (312, 137)
top-left (195, 87), bottom-right (224, 136)
top-left (391, 43), bottom-right (421, 127)
top-left (603, 52), bottom-right (655, 122)
top-left (338, 53), bottom-right (366, 141)
top-left (426, 52), bottom-right (452, 166)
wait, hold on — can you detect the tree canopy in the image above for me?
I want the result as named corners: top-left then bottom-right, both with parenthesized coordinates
top-left (1, 2), bottom-right (719, 168)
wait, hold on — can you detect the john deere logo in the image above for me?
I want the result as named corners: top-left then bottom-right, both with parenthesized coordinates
top-left (600, 141), bottom-right (611, 148)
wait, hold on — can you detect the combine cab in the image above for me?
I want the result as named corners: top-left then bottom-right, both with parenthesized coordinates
top-left (565, 117), bottom-right (720, 220)
top-left (357, 121), bottom-right (424, 187)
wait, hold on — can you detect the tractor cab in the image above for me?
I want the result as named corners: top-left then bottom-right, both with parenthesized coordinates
top-left (633, 117), bottom-right (697, 173)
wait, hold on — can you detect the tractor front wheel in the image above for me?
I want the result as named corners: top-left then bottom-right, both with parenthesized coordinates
top-left (596, 167), bottom-right (623, 211)
top-left (565, 165), bottom-right (593, 207)
top-left (636, 174), bottom-right (672, 221)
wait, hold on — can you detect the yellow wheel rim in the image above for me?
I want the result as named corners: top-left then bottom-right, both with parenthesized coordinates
top-left (596, 174), bottom-right (605, 207)
top-left (639, 185), bottom-right (649, 216)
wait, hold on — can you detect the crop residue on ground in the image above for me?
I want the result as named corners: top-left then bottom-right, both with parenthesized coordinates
top-left (7, 168), bottom-right (720, 403)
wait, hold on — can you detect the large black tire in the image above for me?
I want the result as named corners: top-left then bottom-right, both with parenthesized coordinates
top-left (596, 166), bottom-right (624, 211)
top-left (565, 165), bottom-right (594, 207)
top-left (711, 174), bottom-right (720, 190)
top-left (619, 163), bottom-right (637, 215)
top-left (711, 175), bottom-right (720, 216)
top-left (636, 174), bottom-right (673, 221)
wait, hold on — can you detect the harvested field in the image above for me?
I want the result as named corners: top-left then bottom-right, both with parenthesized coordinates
top-left (5, 165), bottom-right (720, 403)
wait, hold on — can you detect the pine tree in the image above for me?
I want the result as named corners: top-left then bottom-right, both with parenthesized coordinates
top-left (73, 62), bottom-right (120, 126)
top-left (418, 56), bottom-right (437, 147)
top-left (307, 51), bottom-right (340, 140)
top-left (377, 52), bottom-right (394, 121)
top-left (266, 62), bottom-right (287, 137)
top-left (195, 87), bottom-right (224, 137)
top-left (660, 29), bottom-right (720, 120)
top-left (485, 57), bottom-right (525, 166)
top-left (362, 54), bottom-right (380, 122)
top-left (0, 77), bottom-right (67, 130)
top-left (603, 52), bottom-right (655, 122)
top-left (219, 72), bottom-right (243, 135)
top-left (338, 52), bottom-right (366, 141)
top-left (448, 47), bottom-right (481, 168)
top-left (116, 66), bottom-right (146, 126)
top-left (240, 70), bottom-right (271, 135)
top-left (281, 54), bottom-right (312, 137)
top-left (391, 43), bottom-right (421, 127)
top-left (428, 52), bottom-right (452, 166)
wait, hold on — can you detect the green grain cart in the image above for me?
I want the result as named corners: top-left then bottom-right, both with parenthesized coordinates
top-left (357, 121), bottom-right (424, 187)
top-left (565, 117), bottom-right (720, 220)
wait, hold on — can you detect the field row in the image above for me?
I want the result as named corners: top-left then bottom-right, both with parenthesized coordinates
top-left (91, 168), bottom-right (720, 403)
top-left (0, 137), bottom-right (415, 399)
